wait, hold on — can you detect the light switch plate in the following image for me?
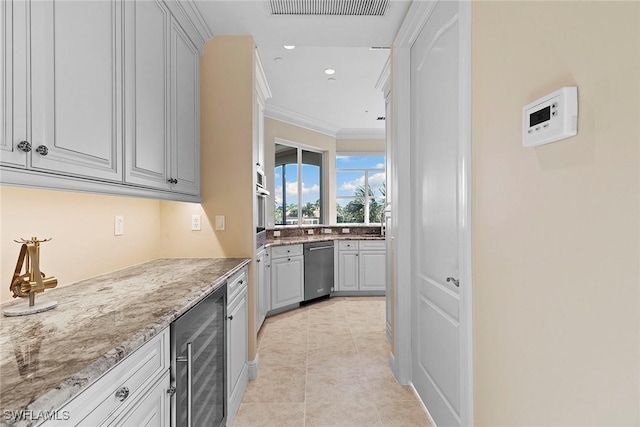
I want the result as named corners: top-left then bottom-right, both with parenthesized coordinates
top-left (307, 229), bottom-right (314, 235)
top-left (323, 228), bottom-right (332, 234)
top-left (215, 215), bottom-right (225, 231)
top-left (342, 228), bottom-right (350, 234)
top-left (273, 230), bottom-right (281, 237)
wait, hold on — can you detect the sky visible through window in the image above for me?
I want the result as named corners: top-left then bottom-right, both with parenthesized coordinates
top-left (336, 154), bottom-right (386, 224)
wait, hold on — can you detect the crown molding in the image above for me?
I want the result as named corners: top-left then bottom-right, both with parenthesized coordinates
top-left (255, 50), bottom-right (273, 103)
top-left (336, 128), bottom-right (385, 140)
top-left (375, 56), bottom-right (391, 94)
top-left (264, 105), bottom-right (340, 137)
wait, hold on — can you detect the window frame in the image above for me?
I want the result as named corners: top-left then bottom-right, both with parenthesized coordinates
top-left (336, 152), bottom-right (386, 225)
top-left (274, 139), bottom-right (325, 226)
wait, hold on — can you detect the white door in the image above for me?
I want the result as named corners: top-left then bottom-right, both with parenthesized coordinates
top-left (410, 1), bottom-right (468, 426)
top-left (29, 0), bottom-right (122, 181)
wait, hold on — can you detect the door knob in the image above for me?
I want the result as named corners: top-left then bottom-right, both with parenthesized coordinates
top-left (446, 277), bottom-right (459, 287)
top-left (17, 141), bottom-right (32, 153)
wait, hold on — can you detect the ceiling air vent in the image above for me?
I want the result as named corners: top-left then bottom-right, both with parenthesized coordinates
top-left (268, 0), bottom-right (390, 16)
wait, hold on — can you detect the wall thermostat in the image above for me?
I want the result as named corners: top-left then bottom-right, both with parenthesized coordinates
top-left (522, 86), bottom-right (578, 147)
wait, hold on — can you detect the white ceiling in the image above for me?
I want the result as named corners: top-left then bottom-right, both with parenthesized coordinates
top-left (195, 0), bottom-right (412, 137)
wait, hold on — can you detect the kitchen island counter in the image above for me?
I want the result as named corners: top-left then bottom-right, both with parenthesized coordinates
top-left (0, 257), bottom-right (250, 426)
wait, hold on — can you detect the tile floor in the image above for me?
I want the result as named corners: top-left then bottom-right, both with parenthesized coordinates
top-left (233, 297), bottom-right (434, 427)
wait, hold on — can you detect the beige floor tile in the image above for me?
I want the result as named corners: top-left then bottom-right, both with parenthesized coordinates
top-left (242, 366), bottom-right (306, 403)
top-left (305, 401), bottom-right (383, 427)
top-left (238, 297), bottom-right (428, 426)
top-left (233, 403), bottom-right (305, 427)
top-left (377, 400), bottom-right (434, 426)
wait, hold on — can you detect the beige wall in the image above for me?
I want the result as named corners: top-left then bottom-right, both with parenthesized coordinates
top-left (336, 138), bottom-right (385, 153)
top-left (0, 186), bottom-right (161, 303)
top-left (160, 36), bottom-right (259, 360)
top-left (264, 117), bottom-right (337, 225)
top-left (472, 2), bottom-right (640, 425)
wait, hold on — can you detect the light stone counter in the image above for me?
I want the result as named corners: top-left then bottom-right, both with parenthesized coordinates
top-left (0, 258), bottom-right (249, 426)
top-left (266, 235), bottom-right (384, 247)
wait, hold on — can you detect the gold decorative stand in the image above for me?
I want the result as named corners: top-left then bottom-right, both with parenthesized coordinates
top-left (4, 237), bottom-right (58, 317)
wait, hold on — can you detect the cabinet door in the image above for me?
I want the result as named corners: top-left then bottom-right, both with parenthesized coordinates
top-left (256, 250), bottom-right (266, 331)
top-left (124, 0), bottom-right (171, 190)
top-left (359, 250), bottom-right (386, 291)
top-left (0, 0), bottom-right (24, 167)
top-left (170, 19), bottom-right (199, 195)
top-left (110, 372), bottom-right (170, 427)
top-left (227, 289), bottom-right (248, 402)
top-left (29, 0), bottom-right (122, 181)
top-left (338, 251), bottom-right (359, 291)
top-left (271, 256), bottom-right (304, 309)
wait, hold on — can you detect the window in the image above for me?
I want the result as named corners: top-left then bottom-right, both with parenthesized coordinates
top-left (336, 154), bottom-right (386, 224)
top-left (274, 142), bottom-right (323, 226)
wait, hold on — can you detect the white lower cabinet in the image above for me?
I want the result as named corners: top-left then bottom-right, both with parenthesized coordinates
top-left (44, 328), bottom-right (170, 427)
top-left (270, 245), bottom-right (304, 310)
top-left (109, 372), bottom-right (170, 427)
top-left (227, 268), bottom-right (248, 427)
top-left (336, 240), bottom-right (386, 292)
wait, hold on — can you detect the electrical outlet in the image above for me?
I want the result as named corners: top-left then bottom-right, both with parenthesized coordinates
top-left (273, 230), bottom-right (281, 237)
top-left (323, 228), bottom-right (332, 234)
top-left (191, 215), bottom-right (201, 231)
top-left (114, 216), bottom-right (124, 236)
top-left (307, 229), bottom-right (314, 235)
top-left (342, 228), bottom-right (350, 234)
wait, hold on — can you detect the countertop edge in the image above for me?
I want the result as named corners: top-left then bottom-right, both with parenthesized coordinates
top-left (8, 258), bottom-right (251, 426)
top-left (265, 235), bottom-right (385, 247)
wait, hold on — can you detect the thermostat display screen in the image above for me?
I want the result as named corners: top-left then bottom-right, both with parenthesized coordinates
top-left (530, 106), bottom-right (551, 127)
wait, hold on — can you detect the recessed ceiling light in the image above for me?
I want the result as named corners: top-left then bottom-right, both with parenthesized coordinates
top-left (274, 57), bottom-right (284, 63)
top-left (283, 45), bottom-right (296, 50)
top-left (324, 68), bottom-right (336, 75)
top-left (327, 78), bottom-right (336, 83)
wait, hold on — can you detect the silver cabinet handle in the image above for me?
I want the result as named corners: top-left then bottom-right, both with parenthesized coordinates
top-left (115, 386), bottom-right (129, 402)
top-left (446, 277), bottom-right (459, 287)
top-left (308, 246), bottom-right (333, 251)
top-left (17, 141), bottom-right (32, 153)
top-left (186, 342), bottom-right (192, 427)
top-left (35, 145), bottom-right (49, 156)
top-left (176, 342), bottom-right (193, 427)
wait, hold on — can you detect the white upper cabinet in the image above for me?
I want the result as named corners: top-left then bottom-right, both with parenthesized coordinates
top-left (1, 1), bottom-right (22, 167)
top-left (29, 0), bottom-right (123, 181)
top-left (124, 0), bottom-right (171, 190)
top-left (170, 18), bottom-right (200, 195)
top-left (2, 0), bottom-right (206, 202)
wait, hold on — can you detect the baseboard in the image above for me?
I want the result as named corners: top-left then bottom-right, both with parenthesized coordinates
top-left (389, 351), bottom-right (400, 383)
top-left (248, 355), bottom-right (259, 380)
top-left (331, 291), bottom-right (385, 297)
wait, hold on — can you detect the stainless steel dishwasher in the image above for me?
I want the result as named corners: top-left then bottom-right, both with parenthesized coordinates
top-left (303, 241), bottom-right (334, 301)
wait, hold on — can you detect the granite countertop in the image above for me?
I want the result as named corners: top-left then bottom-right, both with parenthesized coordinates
top-left (0, 258), bottom-right (250, 425)
top-left (266, 234), bottom-right (384, 247)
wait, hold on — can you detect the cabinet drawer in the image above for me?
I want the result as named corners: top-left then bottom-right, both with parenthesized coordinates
top-left (358, 240), bottom-right (385, 251)
top-left (337, 241), bottom-right (359, 251)
top-left (228, 267), bottom-right (248, 303)
top-left (52, 328), bottom-right (169, 426)
top-left (270, 244), bottom-right (303, 259)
